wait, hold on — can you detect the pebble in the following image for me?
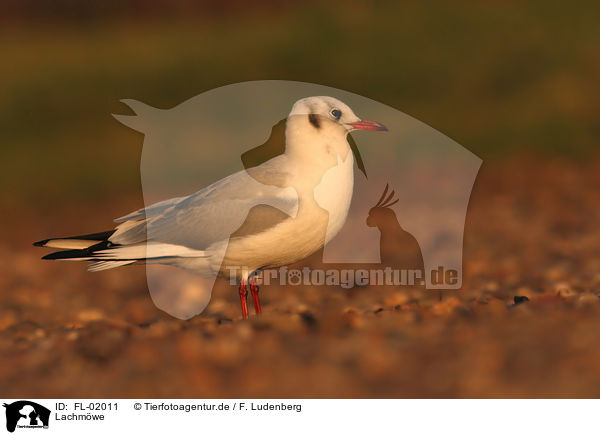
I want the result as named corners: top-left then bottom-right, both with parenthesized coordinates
top-left (432, 297), bottom-right (462, 316)
top-left (554, 282), bottom-right (577, 298)
top-left (299, 311), bottom-right (318, 330)
top-left (576, 292), bottom-right (599, 308)
top-left (513, 286), bottom-right (537, 299)
top-left (76, 321), bottom-right (128, 361)
top-left (4, 321), bottom-right (43, 342)
top-left (0, 309), bottom-right (19, 331)
top-left (513, 296), bottom-right (529, 305)
top-left (383, 292), bottom-right (410, 307)
top-left (341, 308), bottom-right (363, 329)
top-left (77, 309), bottom-right (105, 322)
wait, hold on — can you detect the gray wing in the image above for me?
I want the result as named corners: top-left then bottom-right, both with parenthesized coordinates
top-left (114, 196), bottom-right (187, 222)
top-left (110, 156), bottom-right (299, 250)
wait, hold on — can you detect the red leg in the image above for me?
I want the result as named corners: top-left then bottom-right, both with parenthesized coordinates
top-left (239, 280), bottom-right (248, 319)
top-left (250, 275), bottom-right (261, 315)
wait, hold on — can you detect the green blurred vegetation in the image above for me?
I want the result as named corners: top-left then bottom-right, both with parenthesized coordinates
top-left (1, 1), bottom-right (599, 201)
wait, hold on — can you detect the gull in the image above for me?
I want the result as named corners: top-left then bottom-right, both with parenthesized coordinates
top-left (34, 96), bottom-right (387, 319)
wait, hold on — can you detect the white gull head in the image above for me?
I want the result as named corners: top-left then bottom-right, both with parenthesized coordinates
top-left (284, 96), bottom-right (386, 163)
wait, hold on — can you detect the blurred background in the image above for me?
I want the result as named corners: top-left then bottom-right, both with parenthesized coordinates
top-left (2, 0), bottom-right (600, 398)
top-left (2, 0), bottom-right (599, 203)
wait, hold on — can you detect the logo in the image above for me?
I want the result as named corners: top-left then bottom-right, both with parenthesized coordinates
top-left (114, 82), bottom-right (480, 318)
top-left (34, 81), bottom-right (481, 320)
top-left (3, 401), bottom-right (50, 433)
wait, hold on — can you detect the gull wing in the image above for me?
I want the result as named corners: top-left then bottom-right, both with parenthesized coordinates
top-left (110, 155), bottom-right (299, 250)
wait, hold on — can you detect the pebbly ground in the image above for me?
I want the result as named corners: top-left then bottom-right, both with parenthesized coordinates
top-left (2, 158), bottom-right (600, 398)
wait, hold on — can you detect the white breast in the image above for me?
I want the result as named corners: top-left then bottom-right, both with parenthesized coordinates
top-left (313, 150), bottom-right (355, 245)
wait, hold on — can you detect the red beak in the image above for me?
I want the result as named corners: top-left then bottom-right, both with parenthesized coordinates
top-left (348, 119), bottom-right (388, 131)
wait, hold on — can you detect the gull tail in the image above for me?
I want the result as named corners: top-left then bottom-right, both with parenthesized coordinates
top-left (34, 231), bottom-right (207, 272)
top-left (34, 230), bottom-right (135, 272)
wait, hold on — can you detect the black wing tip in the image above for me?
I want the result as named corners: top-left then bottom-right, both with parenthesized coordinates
top-left (33, 230), bottom-right (115, 248)
top-left (42, 251), bottom-right (65, 260)
top-left (40, 239), bottom-right (114, 261)
top-left (42, 250), bottom-right (87, 260)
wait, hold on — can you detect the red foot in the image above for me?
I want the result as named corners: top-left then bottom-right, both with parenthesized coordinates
top-left (250, 275), bottom-right (261, 315)
top-left (239, 280), bottom-right (248, 319)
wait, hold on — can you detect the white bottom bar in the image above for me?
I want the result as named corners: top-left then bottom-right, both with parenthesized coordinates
top-left (0, 399), bottom-right (594, 435)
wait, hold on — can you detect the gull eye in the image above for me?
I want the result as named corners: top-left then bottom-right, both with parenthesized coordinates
top-left (331, 109), bottom-right (342, 120)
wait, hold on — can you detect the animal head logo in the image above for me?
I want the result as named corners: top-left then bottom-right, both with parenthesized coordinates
top-left (367, 183), bottom-right (426, 275)
top-left (366, 183), bottom-right (399, 228)
top-left (3, 401), bottom-right (50, 433)
top-left (36, 81), bottom-right (481, 319)
top-left (116, 82), bottom-right (480, 317)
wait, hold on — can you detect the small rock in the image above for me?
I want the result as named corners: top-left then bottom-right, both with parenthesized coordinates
top-left (296, 304), bottom-right (310, 314)
top-left (383, 292), bottom-right (409, 307)
top-left (236, 322), bottom-right (253, 339)
top-left (205, 339), bottom-right (242, 367)
top-left (512, 286), bottom-right (537, 299)
top-left (432, 297), bottom-right (462, 316)
top-left (576, 292), bottom-right (599, 308)
top-left (485, 281), bottom-right (500, 292)
top-left (554, 282), bottom-right (577, 298)
top-left (76, 321), bottom-right (128, 361)
top-left (477, 293), bottom-right (491, 304)
top-left (399, 302), bottom-right (419, 312)
top-left (77, 309), bottom-right (104, 322)
top-left (341, 309), bottom-right (362, 329)
top-left (4, 321), bottom-right (43, 343)
top-left (513, 295), bottom-right (529, 305)
top-left (0, 309), bottom-right (19, 331)
top-left (299, 311), bottom-right (318, 330)
top-left (145, 321), bottom-right (171, 338)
